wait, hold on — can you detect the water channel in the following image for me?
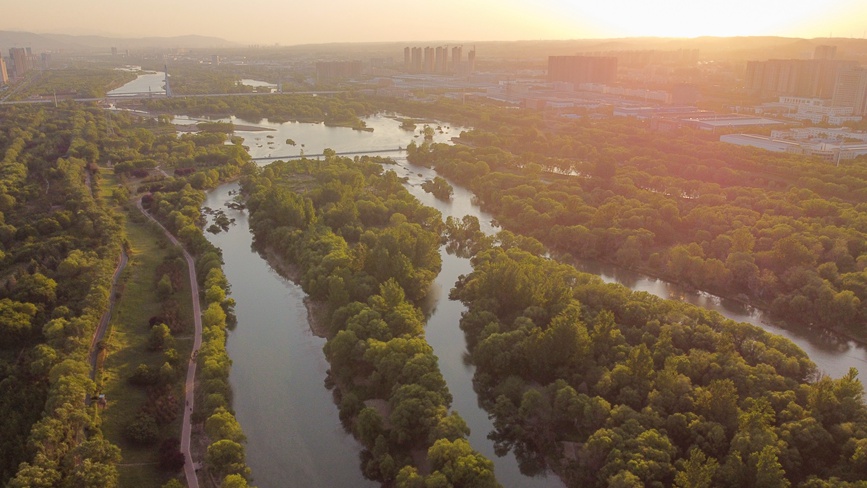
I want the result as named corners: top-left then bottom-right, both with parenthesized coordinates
top-left (107, 69), bottom-right (167, 96)
top-left (200, 114), bottom-right (867, 487)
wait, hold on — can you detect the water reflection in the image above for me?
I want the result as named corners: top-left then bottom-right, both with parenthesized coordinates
top-left (203, 112), bottom-right (866, 488)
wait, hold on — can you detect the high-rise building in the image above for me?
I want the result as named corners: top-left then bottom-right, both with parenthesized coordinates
top-left (412, 47), bottom-right (422, 72)
top-left (451, 46), bottom-right (462, 72)
top-left (468, 48), bottom-right (476, 74)
top-left (9, 47), bottom-right (31, 78)
top-left (111, 47), bottom-right (118, 56)
top-left (548, 55), bottom-right (617, 84)
top-left (832, 67), bottom-right (867, 115)
top-left (424, 47), bottom-right (435, 73)
top-left (814, 45), bottom-right (837, 60)
top-left (440, 46), bottom-right (448, 74)
top-left (0, 58), bottom-right (8, 85)
top-left (406, 45), bottom-right (459, 74)
top-left (745, 59), bottom-right (857, 99)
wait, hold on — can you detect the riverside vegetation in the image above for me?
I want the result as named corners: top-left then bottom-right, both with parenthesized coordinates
top-left (241, 153), bottom-right (500, 487)
top-left (4, 88), bottom-right (867, 487)
top-left (397, 98), bottom-right (867, 487)
top-left (403, 99), bottom-right (867, 338)
top-left (0, 100), bottom-right (258, 487)
top-left (0, 104), bottom-right (123, 486)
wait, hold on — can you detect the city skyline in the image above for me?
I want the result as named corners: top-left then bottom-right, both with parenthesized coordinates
top-left (2, 0), bottom-right (867, 45)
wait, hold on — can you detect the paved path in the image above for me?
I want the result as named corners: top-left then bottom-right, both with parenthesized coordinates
top-left (88, 249), bottom-right (129, 380)
top-left (137, 198), bottom-right (202, 488)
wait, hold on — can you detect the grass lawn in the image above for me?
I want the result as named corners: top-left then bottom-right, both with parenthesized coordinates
top-left (98, 192), bottom-right (196, 488)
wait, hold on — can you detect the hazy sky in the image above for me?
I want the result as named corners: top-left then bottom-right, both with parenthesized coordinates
top-left (4, 0), bottom-right (867, 44)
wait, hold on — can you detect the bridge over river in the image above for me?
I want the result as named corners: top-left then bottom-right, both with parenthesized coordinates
top-left (250, 147), bottom-right (404, 161)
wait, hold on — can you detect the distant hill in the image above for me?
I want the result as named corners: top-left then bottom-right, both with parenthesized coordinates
top-left (0, 31), bottom-right (240, 52)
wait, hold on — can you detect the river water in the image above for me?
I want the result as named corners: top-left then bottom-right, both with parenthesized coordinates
top-left (203, 114), bottom-right (867, 487)
top-left (108, 70), bottom-right (167, 96)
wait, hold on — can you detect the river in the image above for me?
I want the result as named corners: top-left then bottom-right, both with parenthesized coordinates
top-left (202, 114), bottom-right (867, 487)
top-left (108, 70), bottom-right (167, 96)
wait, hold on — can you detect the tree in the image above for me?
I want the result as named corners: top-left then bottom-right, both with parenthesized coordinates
top-left (159, 438), bottom-right (185, 472)
top-left (206, 408), bottom-right (247, 443)
top-left (427, 438), bottom-right (500, 488)
top-left (0, 299), bottom-right (38, 345)
top-left (206, 439), bottom-right (249, 479)
top-left (14, 273), bottom-right (57, 305)
top-left (157, 273), bottom-right (174, 299)
top-left (754, 446), bottom-right (790, 488)
top-left (221, 474), bottom-right (252, 488)
top-left (675, 448), bottom-right (718, 488)
top-left (7, 463), bottom-right (61, 488)
top-left (148, 323), bottom-right (174, 351)
top-left (124, 413), bottom-right (159, 445)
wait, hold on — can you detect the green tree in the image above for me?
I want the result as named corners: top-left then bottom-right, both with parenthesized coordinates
top-left (206, 439), bottom-right (250, 479)
top-left (427, 438), bottom-right (500, 488)
top-left (674, 448), bottom-right (718, 488)
top-left (206, 408), bottom-right (247, 443)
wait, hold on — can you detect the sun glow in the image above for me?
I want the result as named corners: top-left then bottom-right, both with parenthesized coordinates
top-left (537, 0), bottom-right (865, 39)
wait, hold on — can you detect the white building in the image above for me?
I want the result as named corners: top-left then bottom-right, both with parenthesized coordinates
top-left (721, 133), bottom-right (867, 164)
top-left (757, 96), bottom-right (862, 124)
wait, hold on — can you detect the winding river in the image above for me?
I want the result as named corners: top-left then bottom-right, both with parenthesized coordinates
top-left (202, 114), bottom-right (867, 487)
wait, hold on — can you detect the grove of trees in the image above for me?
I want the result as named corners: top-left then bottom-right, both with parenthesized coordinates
top-left (406, 107), bottom-right (867, 337)
top-left (0, 104), bottom-right (124, 486)
top-left (241, 153), bottom-right (499, 487)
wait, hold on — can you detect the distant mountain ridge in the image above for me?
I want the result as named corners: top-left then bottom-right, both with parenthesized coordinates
top-left (0, 30), bottom-right (239, 51)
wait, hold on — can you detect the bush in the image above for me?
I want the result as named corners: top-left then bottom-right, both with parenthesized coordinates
top-left (124, 413), bottom-right (159, 445)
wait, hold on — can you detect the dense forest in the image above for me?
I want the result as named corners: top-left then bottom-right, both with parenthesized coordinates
top-left (380, 97), bottom-right (867, 486)
top-left (404, 101), bottom-right (867, 338)
top-left (0, 100), bottom-right (260, 487)
top-left (6, 68), bottom-right (138, 101)
top-left (0, 104), bottom-right (123, 486)
top-left (448, 237), bottom-right (867, 486)
top-left (240, 154), bottom-right (500, 487)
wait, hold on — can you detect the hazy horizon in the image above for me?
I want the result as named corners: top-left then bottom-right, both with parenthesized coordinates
top-left (4, 0), bottom-right (866, 45)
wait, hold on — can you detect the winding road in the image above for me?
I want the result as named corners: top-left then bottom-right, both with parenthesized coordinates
top-left (137, 198), bottom-right (203, 488)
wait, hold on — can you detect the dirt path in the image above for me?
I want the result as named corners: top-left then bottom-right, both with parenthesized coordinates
top-left (88, 248), bottom-right (129, 380)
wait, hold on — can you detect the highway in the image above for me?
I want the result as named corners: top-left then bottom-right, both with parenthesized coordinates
top-left (0, 89), bottom-right (347, 105)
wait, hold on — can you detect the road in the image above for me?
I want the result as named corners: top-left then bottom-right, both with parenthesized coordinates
top-left (0, 89), bottom-right (348, 106)
top-left (88, 249), bottom-right (129, 380)
top-left (137, 198), bottom-right (202, 488)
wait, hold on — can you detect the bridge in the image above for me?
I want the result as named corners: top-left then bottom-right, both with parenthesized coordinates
top-left (251, 148), bottom-right (404, 161)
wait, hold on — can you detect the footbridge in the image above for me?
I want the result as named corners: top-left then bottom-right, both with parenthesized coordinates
top-left (250, 147), bottom-right (404, 161)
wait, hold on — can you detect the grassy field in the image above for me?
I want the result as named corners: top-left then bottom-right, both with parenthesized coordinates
top-left (98, 166), bottom-right (196, 488)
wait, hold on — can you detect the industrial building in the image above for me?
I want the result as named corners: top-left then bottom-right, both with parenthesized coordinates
top-left (721, 129), bottom-right (867, 163)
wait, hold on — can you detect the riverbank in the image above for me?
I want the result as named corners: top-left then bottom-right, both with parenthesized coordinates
top-left (259, 246), bottom-right (331, 338)
top-left (552, 248), bottom-right (867, 351)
